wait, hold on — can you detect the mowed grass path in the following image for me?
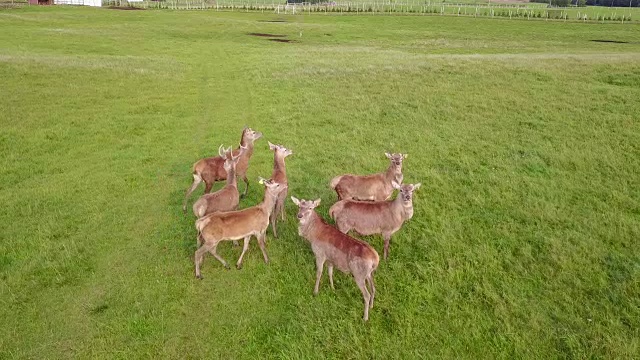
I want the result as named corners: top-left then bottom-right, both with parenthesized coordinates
top-left (1, 7), bottom-right (639, 359)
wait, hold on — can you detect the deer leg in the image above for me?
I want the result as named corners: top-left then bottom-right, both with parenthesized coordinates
top-left (240, 175), bottom-right (249, 198)
top-left (382, 233), bottom-right (392, 260)
top-left (257, 232), bottom-right (269, 264)
top-left (270, 211), bottom-right (278, 239)
top-left (366, 274), bottom-right (376, 309)
top-left (194, 243), bottom-right (212, 279)
top-left (279, 188), bottom-right (287, 221)
top-left (236, 236), bottom-right (251, 269)
top-left (208, 243), bottom-right (230, 270)
top-left (183, 174), bottom-right (202, 213)
top-left (328, 263), bottom-right (335, 291)
top-left (204, 180), bottom-right (213, 194)
top-left (355, 277), bottom-right (371, 321)
top-left (196, 231), bottom-right (204, 248)
top-left (313, 257), bottom-right (325, 296)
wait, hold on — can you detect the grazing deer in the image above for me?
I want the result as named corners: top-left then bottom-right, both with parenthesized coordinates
top-left (194, 178), bottom-right (285, 279)
top-left (330, 152), bottom-right (407, 201)
top-left (183, 127), bottom-right (262, 212)
top-left (329, 181), bottom-right (421, 260)
top-left (291, 196), bottom-right (379, 321)
top-left (192, 145), bottom-right (242, 218)
top-left (268, 141), bottom-right (293, 238)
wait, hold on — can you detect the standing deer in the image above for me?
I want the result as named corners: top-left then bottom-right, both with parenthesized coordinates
top-left (183, 127), bottom-right (262, 212)
top-left (192, 145), bottom-right (242, 218)
top-left (194, 178), bottom-right (285, 278)
top-left (268, 141), bottom-right (293, 238)
top-left (329, 181), bottom-right (421, 260)
top-left (329, 152), bottom-right (407, 201)
top-left (291, 196), bottom-right (379, 321)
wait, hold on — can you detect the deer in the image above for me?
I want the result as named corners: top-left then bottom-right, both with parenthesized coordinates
top-left (194, 178), bottom-right (285, 279)
top-left (192, 145), bottom-right (242, 218)
top-left (329, 152), bottom-right (407, 201)
top-left (183, 127), bottom-right (262, 212)
top-left (268, 141), bottom-right (293, 238)
top-left (291, 196), bottom-right (379, 321)
top-left (329, 181), bottom-right (421, 260)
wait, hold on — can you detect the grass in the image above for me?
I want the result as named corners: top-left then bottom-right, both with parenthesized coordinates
top-left (1, 5), bottom-right (639, 359)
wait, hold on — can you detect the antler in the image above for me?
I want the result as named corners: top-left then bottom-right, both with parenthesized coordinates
top-left (218, 144), bottom-right (225, 158)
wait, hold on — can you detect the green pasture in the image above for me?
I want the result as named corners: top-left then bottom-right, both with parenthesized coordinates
top-left (0, 6), bottom-right (639, 359)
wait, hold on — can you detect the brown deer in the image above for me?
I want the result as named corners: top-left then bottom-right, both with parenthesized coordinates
top-left (329, 152), bottom-right (406, 201)
top-left (194, 178), bottom-right (285, 279)
top-left (192, 145), bottom-right (242, 218)
top-left (183, 127), bottom-right (262, 212)
top-left (268, 141), bottom-right (293, 238)
top-left (329, 181), bottom-right (421, 260)
top-left (291, 196), bottom-right (379, 321)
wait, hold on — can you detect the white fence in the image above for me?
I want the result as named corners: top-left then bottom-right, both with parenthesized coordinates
top-left (54, 0), bottom-right (102, 6)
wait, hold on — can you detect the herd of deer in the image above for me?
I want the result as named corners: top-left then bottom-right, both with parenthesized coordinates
top-left (183, 127), bottom-right (421, 321)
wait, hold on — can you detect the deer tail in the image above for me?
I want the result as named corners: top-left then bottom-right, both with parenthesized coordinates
top-left (328, 201), bottom-right (344, 220)
top-left (329, 175), bottom-right (342, 190)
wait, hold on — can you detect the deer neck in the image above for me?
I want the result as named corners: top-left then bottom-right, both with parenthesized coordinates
top-left (273, 155), bottom-right (287, 179)
top-left (385, 163), bottom-right (402, 184)
top-left (298, 211), bottom-right (321, 239)
top-left (240, 142), bottom-right (255, 159)
top-left (397, 197), bottom-right (414, 221)
top-left (225, 166), bottom-right (237, 187)
top-left (259, 190), bottom-right (278, 217)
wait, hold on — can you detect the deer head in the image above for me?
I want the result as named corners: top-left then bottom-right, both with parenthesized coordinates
top-left (291, 197), bottom-right (321, 225)
top-left (258, 177), bottom-right (285, 198)
top-left (221, 145), bottom-right (240, 174)
top-left (240, 127), bottom-right (263, 146)
top-left (268, 141), bottom-right (294, 158)
top-left (385, 152), bottom-right (407, 170)
top-left (392, 181), bottom-right (421, 204)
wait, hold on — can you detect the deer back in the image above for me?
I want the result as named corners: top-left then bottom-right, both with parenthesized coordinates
top-left (334, 173), bottom-right (391, 201)
top-left (192, 185), bottom-right (240, 218)
top-left (304, 212), bottom-right (379, 273)
top-left (193, 156), bottom-right (227, 183)
top-left (331, 199), bottom-right (403, 235)
top-left (199, 206), bottom-right (269, 241)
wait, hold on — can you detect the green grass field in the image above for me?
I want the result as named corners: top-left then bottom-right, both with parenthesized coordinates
top-left (1, 6), bottom-right (639, 359)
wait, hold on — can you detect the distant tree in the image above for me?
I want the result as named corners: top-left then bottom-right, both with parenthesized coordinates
top-left (532, 0), bottom-right (639, 6)
top-left (584, 0), bottom-right (638, 6)
top-left (529, 0), bottom-right (571, 6)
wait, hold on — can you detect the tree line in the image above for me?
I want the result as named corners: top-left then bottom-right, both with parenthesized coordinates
top-left (530, 0), bottom-right (638, 7)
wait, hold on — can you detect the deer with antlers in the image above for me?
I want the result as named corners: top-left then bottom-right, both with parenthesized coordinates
top-left (183, 127), bottom-right (262, 212)
top-left (268, 141), bottom-right (293, 238)
top-left (330, 152), bottom-right (406, 201)
top-left (291, 196), bottom-right (379, 321)
top-left (194, 178), bottom-right (285, 278)
top-left (329, 181), bottom-right (421, 260)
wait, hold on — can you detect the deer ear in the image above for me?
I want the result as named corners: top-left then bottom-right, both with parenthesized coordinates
top-left (268, 141), bottom-right (276, 150)
top-left (413, 183), bottom-right (421, 190)
top-left (258, 177), bottom-right (266, 185)
top-left (291, 196), bottom-right (300, 206)
top-left (385, 152), bottom-right (392, 159)
top-left (312, 199), bottom-right (321, 208)
top-left (392, 181), bottom-right (401, 189)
